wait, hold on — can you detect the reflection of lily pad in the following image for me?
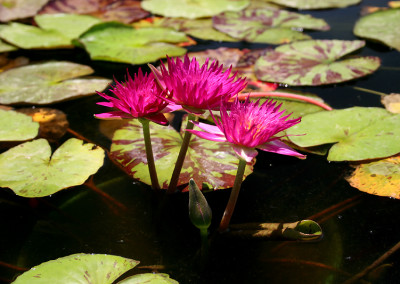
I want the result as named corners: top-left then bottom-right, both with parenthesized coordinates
top-left (13, 253), bottom-right (138, 284)
top-left (0, 0), bottom-right (49, 21)
top-left (0, 109), bottom-right (39, 141)
top-left (0, 138), bottom-right (105, 197)
top-left (354, 8), bottom-right (400, 52)
top-left (79, 22), bottom-right (188, 64)
top-left (118, 273), bottom-right (179, 284)
top-left (110, 119), bottom-right (254, 190)
top-left (267, 0), bottom-right (360, 9)
top-left (213, 8), bottom-right (329, 44)
top-left (287, 107), bottom-right (400, 161)
top-left (255, 40), bottom-right (381, 86)
top-left (141, 0), bottom-right (249, 19)
top-left (0, 61), bottom-right (111, 104)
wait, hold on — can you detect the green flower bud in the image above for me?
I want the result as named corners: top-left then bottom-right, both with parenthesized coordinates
top-left (188, 179), bottom-right (212, 230)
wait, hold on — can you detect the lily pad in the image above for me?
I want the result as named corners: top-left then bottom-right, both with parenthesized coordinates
top-left (213, 8), bottom-right (329, 44)
top-left (255, 40), bottom-right (381, 86)
top-left (0, 61), bottom-right (111, 104)
top-left (267, 0), bottom-right (361, 9)
top-left (118, 273), bottom-right (179, 284)
top-left (0, 109), bottom-right (39, 141)
top-left (354, 8), bottom-right (400, 52)
top-left (0, 138), bottom-right (105, 197)
top-left (12, 253), bottom-right (138, 284)
top-left (110, 119), bottom-right (254, 190)
top-left (346, 155), bottom-right (400, 199)
top-left (382, 93), bottom-right (400, 113)
top-left (0, 0), bottom-right (49, 22)
top-left (78, 22), bottom-right (188, 64)
top-left (287, 107), bottom-right (400, 161)
top-left (0, 39), bottom-right (17, 53)
top-left (141, 0), bottom-right (249, 19)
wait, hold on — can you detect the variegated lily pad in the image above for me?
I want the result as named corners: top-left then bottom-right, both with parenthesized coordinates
top-left (287, 107), bottom-right (400, 161)
top-left (354, 8), bottom-right (400, 52)
top-left (255, 40), bottom-right (381, 86)
top-left (0, 0), bottom-right (49, 21)
top-left (110, 119), bottom-right (254, 190)
top-left (267, 0), bottom-right (361, 9)
top-left (213, 8), bottom-right (329, 44)
top-left (141, 0), bottom-right (249, 19)
top-left (0, 61), bottom-right (111, 104)
top-left (78, 22), bottom-right (188, 64)
top-left (0, 109), bottom-right (39, 141)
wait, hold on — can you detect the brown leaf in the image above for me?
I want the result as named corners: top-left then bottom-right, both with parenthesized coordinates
top-left (381, 93), bottom-right (400, 113)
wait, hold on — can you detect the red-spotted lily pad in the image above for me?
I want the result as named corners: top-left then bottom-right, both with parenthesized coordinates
top-left (0, 109), bottom-right (39, 141)
top-left (110, 119), bottom-right (254, 190)
top-left (0, 61), bottom-right (111, 104)
top-left (12, 253), bottom-right (139, 284)
top-left (287, 107), bottom-right (400, 161)
top-left (78, 22), bottom-right (188, 64)
top-left (39, 0), bottom-right (149, 24)
top-left (213, 8), bottom-right (329, 44)
top-left (354, 8), bottom-right (400, 52)
top-left (0, 138), bottom-right (104, 197)
top-left (255, 40), bottom-right (381, 86)
top-left (346, 155), bottom-right (400, 199)
top-left (267, 0), bottom-right (360, 9)
top-left (0, 0), bottom-right (49, 21)
top-left (141, 0), bottom-right (249, 19)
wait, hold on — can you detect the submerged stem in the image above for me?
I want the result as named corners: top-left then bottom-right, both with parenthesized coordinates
top-left (219, 157), bottom-right (247, 232)
top-left (139, 118), bottom-right (160, 190)
top-left (167, 113), bottom-right (196, 194)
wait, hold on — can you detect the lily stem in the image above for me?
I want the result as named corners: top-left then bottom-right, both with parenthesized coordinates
top-left (219, 157), bottom-right (247, 232)
top-left (139, 118), bottom-right (160, 190)
top-left (167, 113), bottom-right (196, 194)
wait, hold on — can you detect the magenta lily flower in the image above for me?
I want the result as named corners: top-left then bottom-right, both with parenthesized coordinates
top-left (152, 55), bottom-right (247, 114)
top-left (95, 68), bottom-right (170, 125)
top-left (188, 97), bottom-right (306, 163)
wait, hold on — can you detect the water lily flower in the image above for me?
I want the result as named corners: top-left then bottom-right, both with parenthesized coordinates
top-left (95, 68), bottom-right (170, 125)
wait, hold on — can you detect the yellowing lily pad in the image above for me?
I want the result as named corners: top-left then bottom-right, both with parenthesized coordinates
top-left (78, 22), bottom-right (188, 64)
top-left (346, 155), bottom-right (400, 199)
top-left (141, 0), bottom-right (249, 19)
top-left (0, 61), bottom-right (111, 104)
top-left (0, 138), bottom-right (104, 197)
top-left (255, 40), bottom-right (381, 86)
top-left (13, 253), bottom-right (138, 284)
top-left (0, 109), bottom-right (39, 141)
top-left (381, 93), bottom-right (400, 113)
top-left (354, 8), bottom-right (400, 52)
top-left (267, 0), bottom-right (360, 9)
top-left (0, 0), bottom-right (49, 21)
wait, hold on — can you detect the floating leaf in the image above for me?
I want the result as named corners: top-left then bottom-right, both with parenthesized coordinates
top-left (0, 0), bottom-right (49, 21)
top-left (287, 107), bottom-right (400, 161)
top-left (118, 273), bottom-right (179, 284)
top-left (347, 155), bottom-right (400, 199)
top-left (213, 8), bottom-right (329, 44)
top-left (12, 253), bottom-right (138, 284)
top-left (0, 109), bottom-right (39, 141)
top-left (381, 93), bottom-right (400, 113)
top-left (0, 61), bottom-right (111, 104)
top-left (267, 0), bottom-right (360, 9)
top-left (0, 38), bottom-right (17, 53)
top-left (0, 138), bottom-right (104, 197)
top-left (79, 22), bottom-right (188, 64)
top-left (141, 0), bottom-right (249, 19)
top-left (255, 40), bottom-right (381, 86)
top-left (110, 119), bottom-right (254, 190)
top-left (354, 8), bottom-right (400, 52)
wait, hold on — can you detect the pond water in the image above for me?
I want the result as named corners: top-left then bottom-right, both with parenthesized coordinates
top-left (1, 0), bottom-right (400, 283)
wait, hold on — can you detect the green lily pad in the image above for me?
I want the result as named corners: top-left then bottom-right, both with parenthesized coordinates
top-left (0, 138), bottom-right (105, 197)
top-left (12, 253), bottom-right (138, 284)
top-left (267, 0), bottom-right (361, 9)
top-left (110, 119), bottom-right (254, 190)
top-left (0, 61), bottom-right (111, 104)
top-left (255, 40), bottom-right (381, 86)
top-left (354, 8), bottom-right (400, 52)
top-left (213, 8), bottom-right (329, 44)
top-left (0, 0), bottom-right (49, 22)
top-left (141, 0), bottom-right (249, 19)
top-left (287, 107), bottom-right (400, 161)
top-left (118, 273), bottom-right (179, 284)
top-left (0, 26), bottom-right (17, 52)
top-left (79, 22), bottom-right (188, 64)
top-left (0, 109), bottom-right (39, 141)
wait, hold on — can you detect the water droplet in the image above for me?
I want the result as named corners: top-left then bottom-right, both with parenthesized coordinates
top-left (345, 256), bottom-right (351, 260)
top-left (337, 215), bottom-right (343, 219)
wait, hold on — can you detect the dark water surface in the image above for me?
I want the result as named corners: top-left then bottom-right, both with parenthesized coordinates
top-left (1, 0), bottom-right (400, 283)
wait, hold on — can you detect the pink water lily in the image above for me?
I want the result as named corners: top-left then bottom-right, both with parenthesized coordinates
top-left (95, 68), bottom-right (171, 125)
top-left (188, 97), bottom-right (306, 163)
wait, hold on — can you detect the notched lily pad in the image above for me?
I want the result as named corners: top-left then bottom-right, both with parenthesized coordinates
top-left (267, 0), bottom-right (361, 10)
top-left (0, 61), bottom-right (111, 104)
top-left (110, 119), bottom-right (254, 190)
top-left (0, 138), bottom-right (105, 197)
top-left (118, 273), bottom-right (179, 284)
top-left (0, 0), bottom-right (49, 22)
top-left (0, 109), bottom-right (39, 141)
top-left (255, 40), bottom-right (381, 86)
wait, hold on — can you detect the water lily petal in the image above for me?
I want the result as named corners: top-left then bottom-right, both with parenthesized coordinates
top-left (95, 111), bottom-right (132, 119)
top-left (186, 129), bottom-right (227, 142)
top-left (192, 121), bottom-right (223, 135)
top-left (257, 140), bottom-right (306, 159)
top-left (232, 144), bottom-right (258, 163)
top-left (146, 113), bottom-right (169, 125)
